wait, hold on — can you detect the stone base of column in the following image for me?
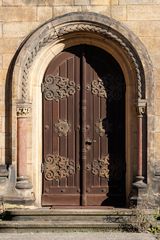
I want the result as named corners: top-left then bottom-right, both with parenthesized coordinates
top-left (16, 176), bottom-right (32, 189)
top-left (0, 165), bottom-right (35, 205)
top-left (129, 176), bottom-right (147, 208)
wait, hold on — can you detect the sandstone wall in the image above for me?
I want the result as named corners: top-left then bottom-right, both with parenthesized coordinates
top-left (0, 0), bottom-right (159, 172)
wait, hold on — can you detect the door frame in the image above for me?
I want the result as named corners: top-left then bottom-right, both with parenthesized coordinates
top-left (7, 13), bottom-right (153, 207)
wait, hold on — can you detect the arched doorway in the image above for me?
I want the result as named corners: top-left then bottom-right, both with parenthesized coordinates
top-left (41, 45), bottom-right (126, 207)
top-left (4, 12), bottom-right (153, 207)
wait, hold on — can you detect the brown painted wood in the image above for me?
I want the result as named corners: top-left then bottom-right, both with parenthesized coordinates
top-left (42, 45), bottom-right (126, 207)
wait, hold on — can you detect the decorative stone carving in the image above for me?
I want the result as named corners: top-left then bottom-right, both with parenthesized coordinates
top-left (16, 106), bottom-right (31, 117)
top-left (91, 78), bottom-right (107, 98)
top-left (43, 154), bottom-right (75, 181)
top-left (41, 75), bottom-right (76, 101)
top-left (137, 99), bottom-right (147, 117)
top-left (55, 119), bottom-right (71, 137)
top-left (20, 19), bottom-right (144, 102)
top-left (92, 155), bottom-right (109, 179)
top-left (95, 120), bottom-right (106, 137)
top-left (57, 23), bottom-right (143, 100)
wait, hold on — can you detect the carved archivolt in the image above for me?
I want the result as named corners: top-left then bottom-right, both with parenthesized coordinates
top-left (42, 75), bottom-right (76, 101)
top-left (20, 20), bottom-right (144, 102)
top-left (44, 154), bottom-right (75, 181)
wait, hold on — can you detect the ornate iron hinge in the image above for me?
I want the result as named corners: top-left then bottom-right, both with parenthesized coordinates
top-left (41, 75), bottom-right (76, 101)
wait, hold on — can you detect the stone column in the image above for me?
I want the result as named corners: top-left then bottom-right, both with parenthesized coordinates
top-left (130, 99), bottom-right (147, 206)
top-left (16, 104), bottom-right (32, 190)
top-left (134, 100), bottom-right (147, 187)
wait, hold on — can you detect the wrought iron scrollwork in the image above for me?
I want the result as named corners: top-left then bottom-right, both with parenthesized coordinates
top-left (87, 75), bottom-right (125, 101)
top-left (95, 120), bottom-right (106, 137)
top-left (90, 78), bottom-right (107, 98)
top-left (44, 154), bottom-right (75, 181)
top-left (92, 155), bottom-right (109, 179)
top-left (55, 119), bottom-right (71, 137)
top-left (42, 75), bottom-right (76, 101)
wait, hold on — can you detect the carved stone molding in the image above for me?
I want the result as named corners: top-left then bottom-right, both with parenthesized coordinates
top-left (42, 75), bottom-right (76, 101)
top-left (43, 154), bottom-right (75, 181)
top-left (19, 18), bottom-right (144, 102)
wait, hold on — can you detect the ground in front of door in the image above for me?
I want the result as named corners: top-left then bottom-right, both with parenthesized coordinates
top-left (0, 232), bottom-right (156, 240)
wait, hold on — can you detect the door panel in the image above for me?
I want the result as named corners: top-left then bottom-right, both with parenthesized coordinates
top-left (42, 51), bottom-right (81, 205)
top-left (84, 50), bottom-right (109, 205)
top-left (42, 45), bottom-right (125, 207)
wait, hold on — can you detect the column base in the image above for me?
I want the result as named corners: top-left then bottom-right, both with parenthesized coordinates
top-left (0, 166), bottom-right (35, 206)
top-left (129, 176), bottom-right (147, 208)
top-left (16, 176), bottom-right (32, 189)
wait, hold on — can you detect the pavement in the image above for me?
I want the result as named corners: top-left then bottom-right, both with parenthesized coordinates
top-left (0, 232), bottom-right (156, 240)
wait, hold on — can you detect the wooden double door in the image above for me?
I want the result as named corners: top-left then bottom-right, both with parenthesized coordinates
top-left (42, 45), bottom-right (126, 207)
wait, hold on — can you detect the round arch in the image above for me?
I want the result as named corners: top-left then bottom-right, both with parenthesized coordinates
top-left (6, 12), bottom-right (154, 206)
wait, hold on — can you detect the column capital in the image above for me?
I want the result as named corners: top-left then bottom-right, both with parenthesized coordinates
top-left (16, 103), bottom-right (31, 118)
top-left (137, 99), bottom-right (147, 117)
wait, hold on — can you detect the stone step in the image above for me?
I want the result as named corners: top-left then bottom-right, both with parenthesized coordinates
top-left (0, 220), bottom-right (137, 233)
top-left (2, 208), bottom-right (137, 221)
top-left (0, 208), bottom-right (138, 233)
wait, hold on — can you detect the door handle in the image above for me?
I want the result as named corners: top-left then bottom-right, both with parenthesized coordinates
top-left (85, 139), bottom-right (96, 145)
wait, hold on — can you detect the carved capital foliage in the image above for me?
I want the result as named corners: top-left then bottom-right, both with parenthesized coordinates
top-left (20, 19), bottom-right (144, 102)
top-left (16, 104), bottom-right (31, 117)
top-left (137, 99), bottom-right (147, 117)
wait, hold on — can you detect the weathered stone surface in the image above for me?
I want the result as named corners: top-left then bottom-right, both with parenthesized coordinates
top-left (155, 100), bottom-right (160, 115)
top-left (3, 0), bottom-right (63, 5)
top-left (0, 55), bottom-right (2, 69)
top-left (53, 6), bottom-right (82, 17)
top-left (2, 54), bottom-right (13, 69)
top-left (122, 21), bottom-right (160, 37)
top-left (111, 5), bottom-right (126, 20)
top-left (90, 0), bottom-right (110, 5)
top-left (0, 38), bottom-right (22, 54)
top-left (75, 0), bottom-right (89, 5)
top-left (0, 133), bottom-right (5, 148)
top-left (81, 5), bottom-right (110, 15)
top-left (127, 5), bottom-right (160, 20)
top-left (37, 7), bottom-right (52, 22)
top-left (122, 0), bottom-right (160, 4)
top-left (0, 7), bottom-right (36, 21)
top-left (0, 23), bottom-right (2, 38)
top-left (111, 0), bottom-right (118, 4)
top-left (54, 0), bottom-right (74, 5)
top-left (3, 22), bottom-right (39, 38)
